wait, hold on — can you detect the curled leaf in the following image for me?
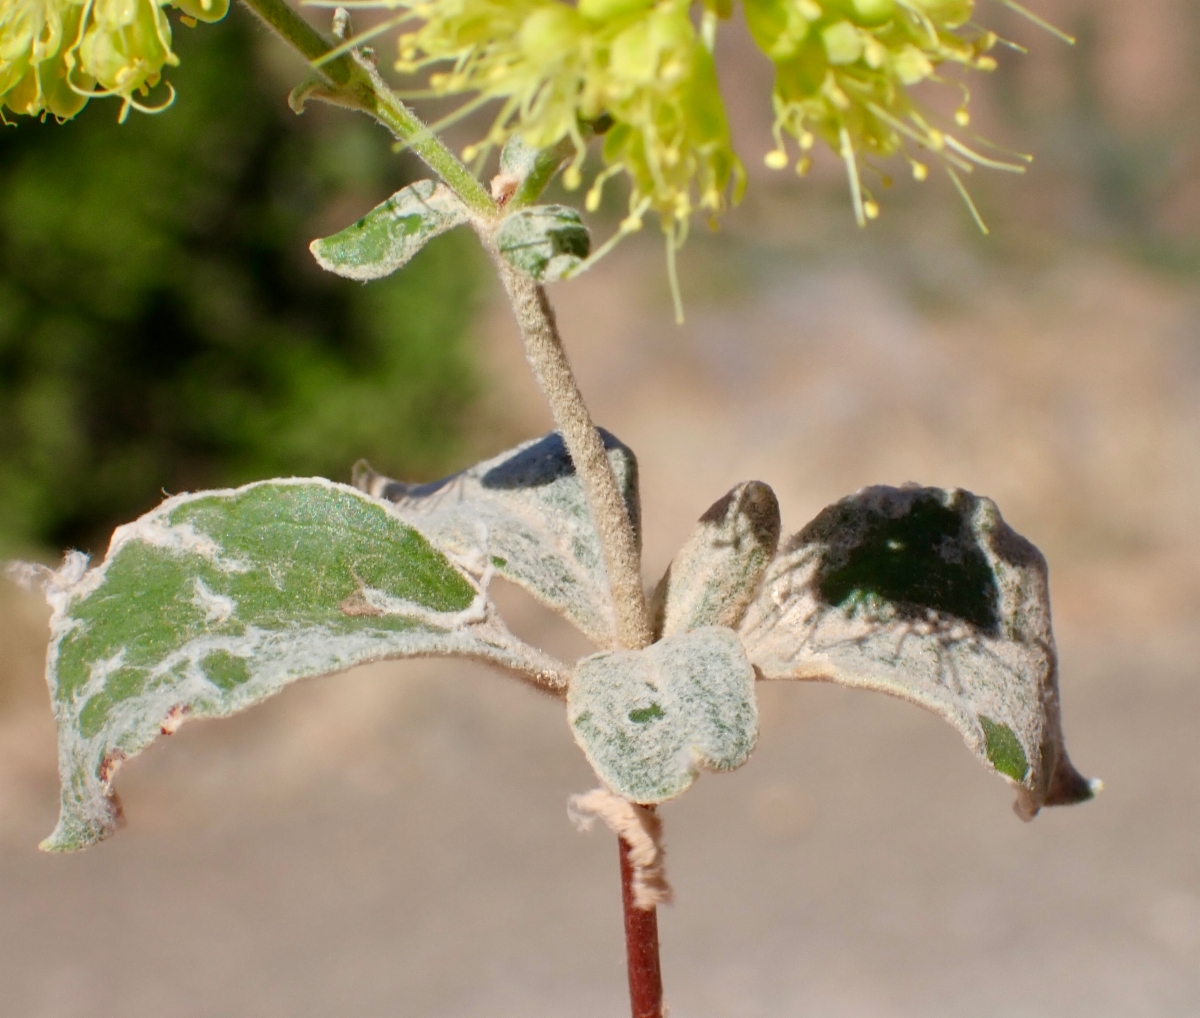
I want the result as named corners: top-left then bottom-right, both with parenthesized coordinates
top-left (650, 480), bottom-right (781, 638)
top-left (738, 485), bottom-right (1096, 819)
top-left (355, 429), bottom-right (639, 647)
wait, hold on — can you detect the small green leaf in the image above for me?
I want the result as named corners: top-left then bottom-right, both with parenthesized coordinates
top-left (27, 479), bottom-right (563, 852)
top-left (568, 627), bottom-right (757, 803)
top-left (355, 430), bottom-right (639, 647)
top-left (310, 180), bottom-right (468, 281)
top-left (650, 481), bottom-right (781, 638)
top-left (739, 485), bottom-right (1096, 819)
top-left (496, 205), bottom-right (590, 282)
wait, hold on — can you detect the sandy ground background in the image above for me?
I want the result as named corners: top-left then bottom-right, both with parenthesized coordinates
top-left (3, 2), bottom-right (1200, 1015)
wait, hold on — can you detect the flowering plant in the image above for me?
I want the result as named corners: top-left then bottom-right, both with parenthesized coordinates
top-left (5, 0), bottom-right (1095, 1015)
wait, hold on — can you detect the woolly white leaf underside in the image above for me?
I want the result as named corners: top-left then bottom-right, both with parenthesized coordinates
top-left (356, 430), bottom-right (639, 648)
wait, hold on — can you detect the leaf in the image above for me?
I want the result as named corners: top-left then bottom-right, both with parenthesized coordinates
top-left (309, 180), bottom-right (468, 281)
top-left (738, 485), bottom-right (1097, 819)
top-left (28, 479), bottom-right (564, 853)
top-left (650, 481), bottom-right (781, 639)
top-left (568, 627), bottom-right (758, 804)
top-left (496, 205), bottom-right (590, 282)
top-left (354, 429), bottom-right (639, 647)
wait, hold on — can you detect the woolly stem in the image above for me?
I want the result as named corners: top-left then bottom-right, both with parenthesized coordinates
top-left (237, 0), bottom-right (496, 216)
top-left (491, 259), bottom-right (654, 650)
top-left (620, 830), bottom-right (665, 1018)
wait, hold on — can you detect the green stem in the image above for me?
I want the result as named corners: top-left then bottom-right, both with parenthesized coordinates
top-left (236, 0), bottom-right (496, 216)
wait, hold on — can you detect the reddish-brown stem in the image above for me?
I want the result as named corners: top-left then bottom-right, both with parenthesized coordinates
top-left (619, 833), bottom-right (664, 1018)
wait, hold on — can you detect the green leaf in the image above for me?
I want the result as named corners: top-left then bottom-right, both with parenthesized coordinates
top-left (568, 627), bottom-right (757, 803)
top-left (650, 481), bottom-right (781, 638)
top-left (738, 485), bottom-right (1097, 819)
top-left (25, 479), bottom-right (564, 852)
top-left (355, 430), bottom-right (639, 647)
top-left (309, 180), bottom-right (468, 281)
top-left (496, 205), bottom-right (590, 282)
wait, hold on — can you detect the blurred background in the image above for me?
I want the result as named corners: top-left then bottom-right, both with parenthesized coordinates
top-left (1, 1), bottom-right (1198, 1015)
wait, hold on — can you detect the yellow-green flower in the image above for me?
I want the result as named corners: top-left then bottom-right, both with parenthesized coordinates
top-left (382, 0), bottom-right (1065, 231)
top-left (0, 0), bottom-right (227, 122)
top-left (397, 0), bottom-right (744, 234)
top-left (748, 0), bottom-right (1033, 227)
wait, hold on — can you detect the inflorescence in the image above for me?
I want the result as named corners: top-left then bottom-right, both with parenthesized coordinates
top-left (0, 0), bottom-right (228, 122)
top-left (1, 0), bottom-right (1068, 234)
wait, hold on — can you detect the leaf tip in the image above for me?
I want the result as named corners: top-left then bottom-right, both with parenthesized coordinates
top-left (40, 791), bottom-right (125, 853)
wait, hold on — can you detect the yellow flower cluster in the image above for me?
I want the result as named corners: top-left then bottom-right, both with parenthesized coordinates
top-left (397, 0), bottom-right (744, 236)
top-left (0, 0), bottom-right (227, 122)
top-left (749, 0), bottom-right (1027, 226)
top-left (387, 0), bottom-right (1060, 230)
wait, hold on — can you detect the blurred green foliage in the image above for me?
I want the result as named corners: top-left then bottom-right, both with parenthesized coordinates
top-left (0, 13), bottom-right (481, 556)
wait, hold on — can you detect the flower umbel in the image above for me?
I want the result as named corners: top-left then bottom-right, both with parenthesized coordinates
top-left (356, 0), bottom-right (1066, 231)
top-left (750, 0), bottom-right (1045, 228)
top-left (0, 0), bottom-right (228, 121)
top-left (395, 0), bottom-right (745, 235)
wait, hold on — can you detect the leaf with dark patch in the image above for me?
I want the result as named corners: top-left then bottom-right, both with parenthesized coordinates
top-left (738, 485), bottom-right (1096, 819)
top-left (496, 205), bottom-right (590, 282)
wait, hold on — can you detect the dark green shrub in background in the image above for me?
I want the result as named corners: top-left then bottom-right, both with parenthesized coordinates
top-left (0, 16), bottom-right (480, 556)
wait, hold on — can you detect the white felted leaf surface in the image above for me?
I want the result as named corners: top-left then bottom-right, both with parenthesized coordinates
top-left (28, 479), bottom-right (563, 853)
top-left (568, 627), bottom-right (757, 804)
top-left (354, 430), bottom-right (639, 647)
top-left (738, 485), bottom-right (1095, 818)
top-left (651, 481), bottom-right (781, 638)
top-left (309, 180), bottom-right (468, 281)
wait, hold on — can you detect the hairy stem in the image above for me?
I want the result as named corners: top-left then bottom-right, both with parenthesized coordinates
top-left (620, 832), bottom-right (665, 1018)
top-left (492, 259), bottom-right (653, 650)
top-left (237, 0), bottom-right (495, 215)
